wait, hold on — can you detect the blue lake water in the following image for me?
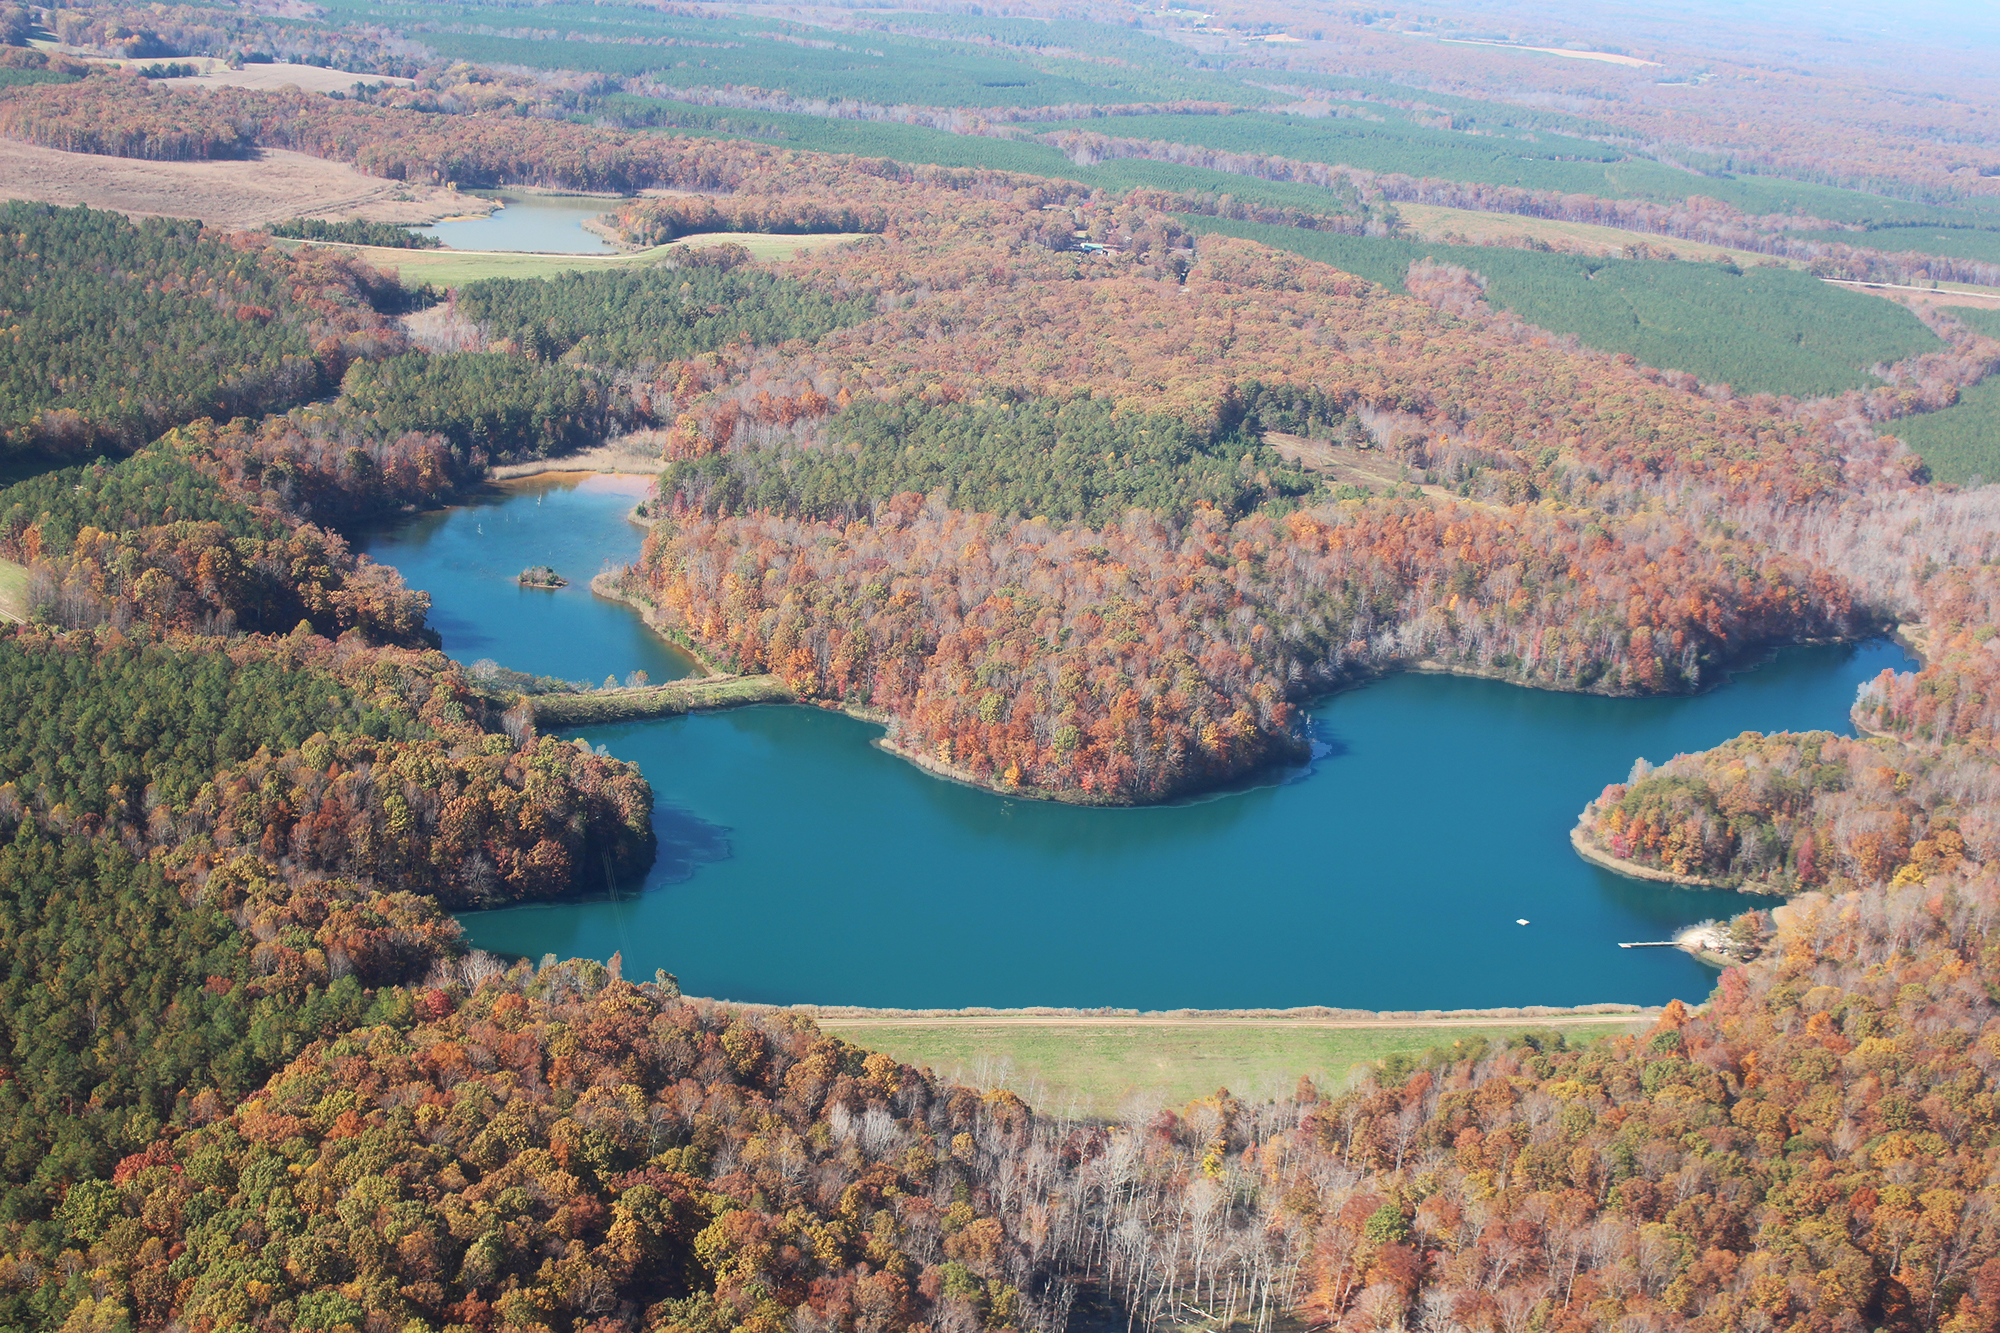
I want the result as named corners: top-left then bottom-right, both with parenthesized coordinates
top-left (360, 478), bottom-right (1916, 1011)
top-left (418, 191), bottom-right (623, 254)
top-left (354, 474), bottom-right (696, 686)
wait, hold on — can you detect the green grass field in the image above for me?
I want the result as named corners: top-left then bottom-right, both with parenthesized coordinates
top-left (1185, 216), bottom-right (1942, 397)
top-left (0, 557), bottom-right (28, 623)
top-left (817, 1016), bottom-right (1648, 1118)
top-left (299, 233), bottom-right (856, 287)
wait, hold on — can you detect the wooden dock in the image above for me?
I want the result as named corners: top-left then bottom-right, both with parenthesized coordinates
top-left (1617, 941), bottom-right (1679, 949)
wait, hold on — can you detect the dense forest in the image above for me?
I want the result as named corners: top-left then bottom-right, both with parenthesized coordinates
top-left (266, 218), bottom-right (442, 249)
top-left (336, 354), bottom-right (616, 464)
top-left (583, 172), bottom-right (1939, 801)
top-left (660, 393), bottom-right (1326, 526)
top-left (1575, 728), bottom-right (1977, 893)
top-left (0, 449), bottom-right (433, 642)
top-left (451, 260), bottom-right (876, 370)
top-left (0, 619), bottom-right (660, 1235)
top-left (0, 202), bottom-right (406, 456)
top-left (0, 420), bottom-right (670, 1312)
top-left (606, 196), bottom-right (889, 248)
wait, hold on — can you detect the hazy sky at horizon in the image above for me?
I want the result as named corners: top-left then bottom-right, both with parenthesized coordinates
top-left (1430, 0), bottom-right (2000, 51)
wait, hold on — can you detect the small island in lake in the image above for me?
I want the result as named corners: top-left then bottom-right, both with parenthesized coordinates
top-left (518, 565), bottom-right (567, 588)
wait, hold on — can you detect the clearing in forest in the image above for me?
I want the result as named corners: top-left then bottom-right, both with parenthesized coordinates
top-left (153, 60), bottom-right (414, 96)
top-left (816, 1012), bottom-right (1652, 1118)
top-left (79, 54), bottom-right (414, 95)
top-left (0, 558), bottom-right (27, 624)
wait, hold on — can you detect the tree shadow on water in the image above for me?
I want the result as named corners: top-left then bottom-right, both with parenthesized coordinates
top-left (644, 803), bottom-right (733, 889)
top-left (1279, 719), bottom-right (1350, 787)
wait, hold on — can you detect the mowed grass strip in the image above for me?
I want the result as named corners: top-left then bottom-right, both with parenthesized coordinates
top-left (819, 1017), bottom-right (1648, 1119)
top-left (289, 233), bottom-right (857, 286)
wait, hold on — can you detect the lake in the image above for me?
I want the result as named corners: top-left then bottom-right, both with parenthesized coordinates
top-left (419, 191), bottom-right (624, 254)
top-left (363, 478), bottom-right (1916, 1011)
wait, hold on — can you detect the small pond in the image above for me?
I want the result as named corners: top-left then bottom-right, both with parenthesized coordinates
top-left (418, 190), bottom-right (624, 254)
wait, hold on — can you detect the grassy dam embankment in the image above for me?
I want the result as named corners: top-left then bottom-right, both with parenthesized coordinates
top-left (527, 674), bottom-right (793, 727)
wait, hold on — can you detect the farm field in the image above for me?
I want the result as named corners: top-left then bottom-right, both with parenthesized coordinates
top-left (0, 138), bottom-right (483, 227)
top-left (814, 1013), bottom-right (1653, 1118)
top-left (406, 21), bottom-right (1255, 108)
top-left (612, 104), bottom-right (1368, 217)
top-left (84, 53), bottom-right (414, 94)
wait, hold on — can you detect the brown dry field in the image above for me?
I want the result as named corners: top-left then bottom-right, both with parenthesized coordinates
top-left (1395, 203), bottom-right (1777, 266)
top-left (0, 140), bottom-right (491, 228)
top-left (79, 52), bottom-right (413, 94)
top-left (156, 61), bottom-right (413, 95)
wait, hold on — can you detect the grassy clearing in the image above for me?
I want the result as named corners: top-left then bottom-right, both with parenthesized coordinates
top-left (300, 233), bottom-right (856, 286)
top-left (818, 1017), bottom-right (1649, 1118)
top-left (0, 557), bottom-right (28, 623)
top-left (1395, 203), bottom-right (1781, 268)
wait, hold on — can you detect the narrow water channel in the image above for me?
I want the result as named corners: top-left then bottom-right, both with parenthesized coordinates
top-left (360, 477), bottom-right (1916, 1011)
